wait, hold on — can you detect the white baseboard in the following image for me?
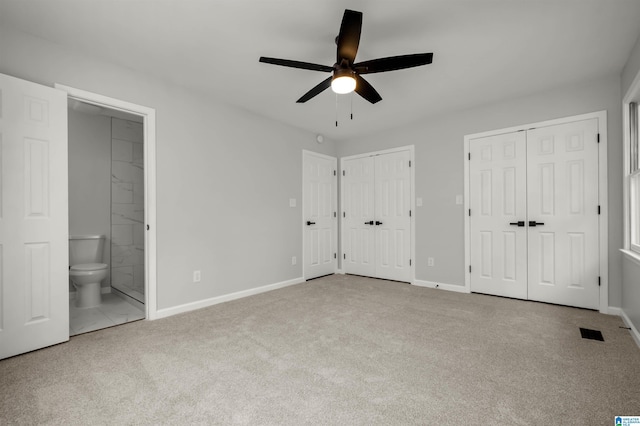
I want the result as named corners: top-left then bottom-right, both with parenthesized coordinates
top-left (620, 309), bottom-right (640, 349)
top-left (155, 276), bottom-right (305, 319)
top-left (607, 306), bottom-right (622, 316)
top-left (412, 279), bottom-right (470, 293)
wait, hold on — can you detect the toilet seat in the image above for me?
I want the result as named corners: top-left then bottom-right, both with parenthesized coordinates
top-left (70, 263), bottom-right (108, 271)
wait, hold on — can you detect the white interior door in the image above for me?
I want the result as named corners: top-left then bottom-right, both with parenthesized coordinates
top-left (343, 150), bottom-right (412, 282)
top-left (469, 118), bottom-right (600, 310)
top-left (526, 119), bottom-right (600, 309)
top-left (0, 73), bottom-right (69, 360)
top-left (469, 131), bottom-right (528, 299)
top-left (303, 152), bottom-right (337, 280)
top-left (374, 151), bottom-right (412, 282)
top-left (343, 156), bottom-right (376, 277)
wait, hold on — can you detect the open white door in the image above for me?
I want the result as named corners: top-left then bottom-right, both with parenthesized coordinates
top-left (0, 73), bottom-right (69, 359)
top-left (303, 151), bottom-right (337, 280)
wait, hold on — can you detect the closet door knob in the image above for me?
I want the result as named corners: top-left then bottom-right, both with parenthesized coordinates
top-left (528, 221), bottom-right (544, 227)
top-left (509, 221), bottom-right (525, 227)
top-left (375, 221), bottom-right (383, 226)
top-left (306, 221), bottom-right (316, 226)
top-left (364, 221), bottom-right (374, 225)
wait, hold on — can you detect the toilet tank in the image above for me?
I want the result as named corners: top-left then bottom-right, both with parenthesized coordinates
top-left (69, 235), bottom-right (105, 266)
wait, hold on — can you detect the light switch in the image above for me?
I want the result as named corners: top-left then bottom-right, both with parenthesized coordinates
top-left (416, 197), bottom-right (423, 207)
top-left (455, 195), bottom-right (463, 205)
top-left (289, 198), bottom-right (296, 207)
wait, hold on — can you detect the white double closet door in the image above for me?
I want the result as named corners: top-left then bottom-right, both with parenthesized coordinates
top-left (342, 150), bottom-right (412, 283)
top-left (469, 118), bottom-right (600, 309)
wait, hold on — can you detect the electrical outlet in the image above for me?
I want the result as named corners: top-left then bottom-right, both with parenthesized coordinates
top-left (427, 257), bottom-right (434, 267)
top-left (193, 270), bottom-right (201, 283)
top-left (455, 195), bottom-right (463, 205)
top-left (289, 198), bottom-right (297, 207)
top-left (416, 197), bottom-right (423, 207)
top-left (291, 256), bottom-right (297, 265)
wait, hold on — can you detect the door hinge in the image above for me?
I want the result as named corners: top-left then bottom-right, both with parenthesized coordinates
top-left (333, 170), bottom-right (336, 176)
top-left (409, 160), bottom-right (412, 167)
top-left (343, 254), bottom-right (346, 260)
top-left (343, 212), bottom-right (346, 218)
top-left (409, 210), bottom-right (412, 217)
top-left (146, 224), bottom-right (150, 230)
top-left (409, 259), bottom-right (412, 266)
top-left (468, 152), bottom-right (471, 160)
top-left (598, 205), bottom-right (601, 215)
top-left (469, 265), bottom-right (472, 273)
top-left (342, 170), bottom-right (345, 176)
top-left (598, 276), bottom-right (601, 286)
top-left (597, 133), bottom-right (600, 143)
top-left (334, 212), bottom-right (337, 218)
top-left (468, 209), bottom-right (471, 216)
top-left (334, 253), bottom-right (337, 259)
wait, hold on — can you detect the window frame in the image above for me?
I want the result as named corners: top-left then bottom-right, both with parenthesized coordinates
top-left (624, 96), bottom-right (640, 256)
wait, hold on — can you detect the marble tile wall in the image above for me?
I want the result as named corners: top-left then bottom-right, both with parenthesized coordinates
top-left (111, 118), bottom-right (145, 296)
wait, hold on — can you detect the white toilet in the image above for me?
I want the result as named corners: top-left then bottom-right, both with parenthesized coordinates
top-left (69, 235), bottom-right (108, 308)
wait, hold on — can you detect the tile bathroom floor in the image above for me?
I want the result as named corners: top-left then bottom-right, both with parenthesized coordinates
top-left (70, 292), bottom-right (145, 336)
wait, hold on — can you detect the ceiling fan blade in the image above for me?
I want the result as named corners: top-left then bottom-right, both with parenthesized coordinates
top-left (259, 57), bottom-right (333, 73)
top-left (336, 9), bottom-right (363, 64)
top-left (354, 75), bottom-right (382, 104)
top-left (354, 53), bottom-right (433, 74)
top-left (297, 76), bottom-right (333, 103)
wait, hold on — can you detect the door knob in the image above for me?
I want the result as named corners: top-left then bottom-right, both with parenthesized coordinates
top-left (509, 221), bottom-right (525, 227)
top-left (528, 221), bottom-right (545, 227)
top-left (306, 221), bottom-right (316, 226)
top-left (364, 221), bottom-right (374, 225)
top-left (375, 221), bottom-right (383, 226)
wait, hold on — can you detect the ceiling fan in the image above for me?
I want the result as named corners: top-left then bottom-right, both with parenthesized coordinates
top-left (259, 9), bottom-right (433, 104)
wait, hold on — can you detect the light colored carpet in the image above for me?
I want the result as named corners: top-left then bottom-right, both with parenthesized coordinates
top-left (1, 274), bottom-right (639, 425)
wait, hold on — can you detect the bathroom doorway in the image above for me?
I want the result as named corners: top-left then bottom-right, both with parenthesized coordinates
top-left (59, 84), bottom-right (158, 334)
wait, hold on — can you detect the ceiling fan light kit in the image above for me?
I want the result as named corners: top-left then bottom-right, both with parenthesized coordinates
top-left (259, 9), bottom-right (433, 106)
top-left (331, 68), bottom-right (356, 94)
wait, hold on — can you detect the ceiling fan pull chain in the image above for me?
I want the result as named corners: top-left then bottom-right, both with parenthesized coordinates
top-left (350, 92), bottom-right (354, 120)
top-left (335, 93), bottom-right (339, 127)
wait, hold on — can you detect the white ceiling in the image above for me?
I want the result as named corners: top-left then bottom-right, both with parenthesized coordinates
top-left (2, 0), bottom-right (640, 141)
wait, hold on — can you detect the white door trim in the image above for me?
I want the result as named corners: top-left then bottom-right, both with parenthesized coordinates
top-left (464, 111), bottom-right (608, 313)
top-left (54, 84), bottom-right (159, 320)
top-left (302, 150), bottom-right (338, 280)
top-left (339, 145), bottom-right (416, 283)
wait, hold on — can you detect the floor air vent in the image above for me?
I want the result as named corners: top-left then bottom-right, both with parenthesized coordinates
top-left (580, 328), bottom-right (604, 342)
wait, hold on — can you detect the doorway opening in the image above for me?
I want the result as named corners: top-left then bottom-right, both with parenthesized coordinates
top-left (68, 100), bottom-right (147, 334)
top-left (57, 84), bottom-right (158, 327)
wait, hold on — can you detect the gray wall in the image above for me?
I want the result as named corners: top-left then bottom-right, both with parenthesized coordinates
top-left (621, 32), bottom-right (640, 332)
top-left (622, 33), bottom-right (640, 96)
top-left (0, 26), bottom-right (338, 311)
top-left (68, 109), bottom-right (112, 289)
top-left (338, 75), bottom-right (624, 307)
top-left (1, 24), bottom-right (631, 313)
